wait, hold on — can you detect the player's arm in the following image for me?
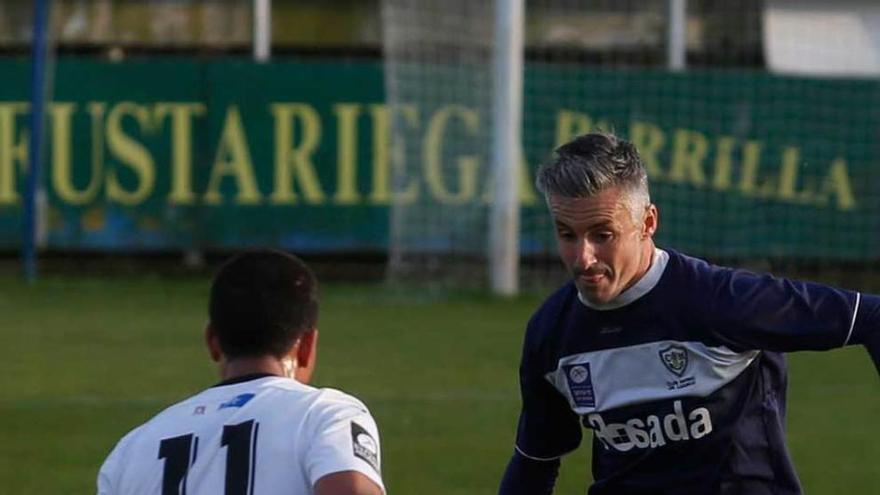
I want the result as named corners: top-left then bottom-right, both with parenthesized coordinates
top-left (498, 450), bottom-right (560, 495)
top-left (703, 264), bottom-right (880, 372)
top-left (304, 393), bottom-right (386, 494)
top-left (499, 318), bottom-right (582, 494)
top-left (315, 471), bottom-right (383, 495)
top-left (96, 464), bottom-right (113, 495)
top-left (96, 426), bottom-right (139, 495)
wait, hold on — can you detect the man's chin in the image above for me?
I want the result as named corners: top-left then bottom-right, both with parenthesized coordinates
top-left (575, 284), bottom-right (615, 305)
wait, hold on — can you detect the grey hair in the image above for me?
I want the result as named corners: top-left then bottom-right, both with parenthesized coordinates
top-left (536, 132), bottom-right (651, 223)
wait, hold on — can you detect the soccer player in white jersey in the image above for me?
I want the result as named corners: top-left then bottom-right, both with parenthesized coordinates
top-left (97, 250), bottom-right (384, 495)
top-left (498, 132), bottom-right (880, 495)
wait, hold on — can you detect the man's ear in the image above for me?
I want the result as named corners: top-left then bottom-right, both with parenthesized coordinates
top-left (293, 329), bottom-right (319, 383)
top-left (205, 324), bottom-right (223, 362)
top-left (642, 204), bottom-right (658, 239)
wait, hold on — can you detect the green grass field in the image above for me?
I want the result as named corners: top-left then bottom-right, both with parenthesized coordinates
top-left (0, 274), bottom-right (877, 493)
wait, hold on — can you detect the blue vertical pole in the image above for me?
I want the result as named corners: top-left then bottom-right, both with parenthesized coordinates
top-left (25, 0), bottom-right (50, 282)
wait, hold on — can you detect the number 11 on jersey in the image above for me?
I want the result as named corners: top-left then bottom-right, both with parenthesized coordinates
top-left (158, 420), bottom-right (259, 495)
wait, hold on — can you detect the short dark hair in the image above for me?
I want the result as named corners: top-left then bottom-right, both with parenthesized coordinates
top-left (209, 249), bottom-right (318, 359)
top-left (536, 132), bottom-right (649, 201)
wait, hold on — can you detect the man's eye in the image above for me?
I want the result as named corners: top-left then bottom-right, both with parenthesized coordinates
top-left (594, 232), bottom-right (613, 242)
top-left (557, 231), bottom-right (576, 241)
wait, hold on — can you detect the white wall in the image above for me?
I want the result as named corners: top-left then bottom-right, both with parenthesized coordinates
top-left (765, 0), bottom-right (880, 77)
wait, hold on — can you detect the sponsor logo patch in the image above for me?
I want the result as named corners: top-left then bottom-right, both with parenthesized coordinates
top-left (562, 362), bottom-right (595, 408)
top-left (351, 422), bottom-right (380, 473)
top-left (659, 345), bottom-right (689, 377)
top-left (218, 393), bottom-right (255, 410)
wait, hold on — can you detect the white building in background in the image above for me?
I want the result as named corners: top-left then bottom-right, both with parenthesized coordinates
top-left (765, 0), bottom-right (880, 77)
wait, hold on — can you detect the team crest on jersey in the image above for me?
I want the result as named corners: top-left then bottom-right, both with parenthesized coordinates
top-left (351, 422), bottom-right (380, 473)
top-left (659, 345), bottom-right (689, 377)
top-left (562, 362), bottom-right (595, 407)
top-left (218, 393), bottom-right (255, 410)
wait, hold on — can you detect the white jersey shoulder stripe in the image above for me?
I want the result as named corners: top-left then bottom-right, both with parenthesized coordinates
top-left (545, 341), bottom-right (760, 414)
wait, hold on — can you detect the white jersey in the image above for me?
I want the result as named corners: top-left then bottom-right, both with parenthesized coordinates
top-left (97, 374), bottom-right (384, 495)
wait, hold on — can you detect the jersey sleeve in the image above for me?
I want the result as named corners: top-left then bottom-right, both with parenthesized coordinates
top-left (702, 264), bottom-right (880, 362)
top-left (498, 450), bottom-right (561, 495)
top-left (848, 293), bottom-right (880, 373)
top-left (96, 426), bottom-right (139, 495)
top-left (303, 391), bottom-right (385, 493)
top-left (96, 450), bottom-right (117, 495)
top-left (513, 319), bottom-right (582, 460)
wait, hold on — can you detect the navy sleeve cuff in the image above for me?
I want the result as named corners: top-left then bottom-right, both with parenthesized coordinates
top-left (498, 449), bottom-right (560, 495)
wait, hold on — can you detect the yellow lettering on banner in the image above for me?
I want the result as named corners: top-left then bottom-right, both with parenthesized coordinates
top-left (555, 110), bottom-right (592, 146)
top-left (333, 103), bottom-right (361, 205)
top-left (668, 129), bottom-right (708, 186)
top-left (368, 104), bottom-right (391, 204)
top-left (423, 105), bottom-right (479, 204)
top-left (88, 103), bottom-right (108, 198)
top-left (51, 103), bottom-right (102, 204)
top-left (155, 102), bottom-right (206, 205)
top-left (370, 104), bottom-right (419, 205)
top-left (738, 140), bottom-right (767, 196)
top-left (204, 105), bottom-right (261, 205)
top-left (712, 136), bottom-right (735, 191)
top-left (105, 102), bottom-right (156, 206)
top-left (480, 148), bottom-right (538, 206)
top-left (777, 147), bottom-right (815, 203)
top-left (628, 121), bottom-right (665, 178)
top-left (0, 102), bottom-right (29, 204)
top-left (820, 158), bottom-right (856, 211)
top-left (269, 103), bottom-right (325, 205)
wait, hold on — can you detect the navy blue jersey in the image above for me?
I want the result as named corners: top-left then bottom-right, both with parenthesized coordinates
top-left (514, 248), bottom-right (880, 495)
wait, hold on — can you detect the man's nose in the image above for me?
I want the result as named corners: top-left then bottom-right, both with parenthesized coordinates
top-left (575, 238), bottom-right (598, 267)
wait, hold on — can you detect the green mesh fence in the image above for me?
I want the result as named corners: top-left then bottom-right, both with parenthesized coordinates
top-left (382, 0), bottom-right (880, 289)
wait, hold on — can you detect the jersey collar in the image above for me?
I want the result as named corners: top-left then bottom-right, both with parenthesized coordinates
top-left (211, 372), bottom-right (278, 388)
top-left (577, 248), bottom-right (669, 311)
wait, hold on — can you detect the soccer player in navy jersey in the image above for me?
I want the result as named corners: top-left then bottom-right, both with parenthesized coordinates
top-left (498, 132), bottom-right (880, 495)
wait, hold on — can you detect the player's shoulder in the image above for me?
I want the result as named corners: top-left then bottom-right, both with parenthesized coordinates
top-left (254, 377), bottom-right (369, 409)
top-left (100, 420), bottom-right (147, 467)
top-left (661, 247), bottom-right (731, 287)
top-left (216, 377), bottom-right (372, 424)
top-left (660, 248), bottom-right (777, 315)
top-left (307, 386), bottom-right (373, 418)
top-left (531, 280), bottom-right (577, 321)
top-left (97, 419), bottom-right (146, 489)
top-left (663, 247), bottom-right (710, 273)
top-left (525, 281), bottom-right (579, 343)
top-left (104, 388), bottom-right (213, 448)
top-left (291, 386), bottom-right (380, 449)
top-left (99, 396), bottom-right (179, 478)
